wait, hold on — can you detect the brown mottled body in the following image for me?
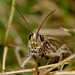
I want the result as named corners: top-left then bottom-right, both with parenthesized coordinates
top-left (28, 33), bottom-right (71, 65)
top-left (14, 6), bottom-right (71, 69)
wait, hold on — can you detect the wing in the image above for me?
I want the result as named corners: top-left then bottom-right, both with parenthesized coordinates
top-left (43, 38), bottom-right (61, 53)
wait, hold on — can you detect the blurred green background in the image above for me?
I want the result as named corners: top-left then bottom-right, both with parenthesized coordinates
top-left (0, 0), bottom-right (75, 75)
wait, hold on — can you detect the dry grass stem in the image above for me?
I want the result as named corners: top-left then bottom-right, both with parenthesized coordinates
top-left (2, 46), bottom-right (8, 73)
top-left (2, 0), bottom-right (16, 73)
top-left (60, 27), bottom-right (75, 35)
top-left (8, 44), bottom-right (27, 52)
top-left (5, 0), bottom-right (16, 45)
top-left (55, 71), bottom-right (75, 75)
top-left (0, 62), bottom-right (69, 74)
top-left (14, 47), bottom-right (22, 66)
top-left (35, 29), bottom-right (75, 36)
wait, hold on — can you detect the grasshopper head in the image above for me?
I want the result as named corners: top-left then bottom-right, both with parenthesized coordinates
top-left (28, 33), bottom-right (44, 59)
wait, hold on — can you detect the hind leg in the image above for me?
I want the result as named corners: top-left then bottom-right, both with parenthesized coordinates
top-left (56, 44), bottom-right (72, 71)
top-left (46, 44), bottom-right (71, 57)
top-left (56, 44), bottom-right (72, 56)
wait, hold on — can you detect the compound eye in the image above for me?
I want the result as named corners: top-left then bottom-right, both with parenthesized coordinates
top-left (29, 33), bottom-right (33, 40)
top-left (39, 35), bottom-right (44, 41)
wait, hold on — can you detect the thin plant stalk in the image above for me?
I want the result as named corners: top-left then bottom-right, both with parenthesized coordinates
top-left (5, 0), bottom-right (16, 45)
top-left (2, 46), bottom-right (8, 74)
top-left (0, 53), bottom-right (74, 75)
top-left (2, 0), bottom-right (16, 73)
top-left (14, 47), bottom-right (22, 66)
top-left (55, 71), bottom-right (75, 75)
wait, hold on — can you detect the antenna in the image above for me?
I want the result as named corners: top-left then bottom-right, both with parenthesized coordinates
top-left (13, 5), bottom-right (32, 33)
top-left (37, 10), bottom-right (56, 34)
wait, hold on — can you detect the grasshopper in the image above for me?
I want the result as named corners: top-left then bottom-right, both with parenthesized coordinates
top-left (14, 5), bottom-right (71, 69)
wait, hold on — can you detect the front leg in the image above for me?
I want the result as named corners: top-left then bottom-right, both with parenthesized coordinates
top-left (20, 56), bottom-right (32, 69)
top-left (20, 56), bottom-right (39, 75)
top-left (56, 44), bottom-right (72, 70)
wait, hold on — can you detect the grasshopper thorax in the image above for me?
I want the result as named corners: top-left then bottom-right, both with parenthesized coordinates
top-left (28, 33), bottom-right (44, 59)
